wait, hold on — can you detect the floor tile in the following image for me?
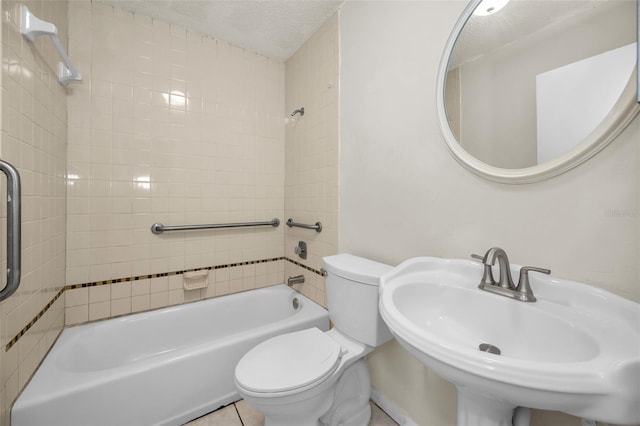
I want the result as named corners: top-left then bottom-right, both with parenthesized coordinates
top-left (235, 399), bottom-right (265, 426)
top-left (186, 399), bottom-right (399, 426)
top-left (185, 404), bottom-right (242, 426)
top-left (371, 401), bottom-right (400, 426)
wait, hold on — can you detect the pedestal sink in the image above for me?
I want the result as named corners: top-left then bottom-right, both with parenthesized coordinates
top-left (378, 257), bottom-right (640, 426)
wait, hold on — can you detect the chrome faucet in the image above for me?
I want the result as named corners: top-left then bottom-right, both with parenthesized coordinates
top-left (472, 247), bottom-right (550, 302)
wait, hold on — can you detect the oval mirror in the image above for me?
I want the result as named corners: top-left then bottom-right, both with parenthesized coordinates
top-left (436, 0), bottom-right (640, 184)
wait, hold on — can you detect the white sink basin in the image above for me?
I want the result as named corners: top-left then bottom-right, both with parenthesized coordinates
top-left (379, 257), bottom-right (640, 426)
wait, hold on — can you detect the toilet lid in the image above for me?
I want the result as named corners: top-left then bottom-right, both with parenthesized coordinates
top-left (235, 328), bottom-right (342, 394)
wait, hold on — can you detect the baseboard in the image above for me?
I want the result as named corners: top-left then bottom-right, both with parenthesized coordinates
top-left (371, 387), bottom-right (418, 426)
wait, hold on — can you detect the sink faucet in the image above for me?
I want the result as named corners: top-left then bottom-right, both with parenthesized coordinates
top-left (483, 247), bottom-right (515, 289)
top-left (472, 247), bottom-right (550, 302)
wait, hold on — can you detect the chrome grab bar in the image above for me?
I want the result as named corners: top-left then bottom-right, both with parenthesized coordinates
top-left (151, 218), bottom-right (280, 234)
top-left (0, 160), bottom-right (21, 302)
top-left (286, 218), bottom-right (322, 233)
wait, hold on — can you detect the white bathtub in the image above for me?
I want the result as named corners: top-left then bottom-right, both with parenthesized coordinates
top-left (12, 284), bottom-right (329, 426)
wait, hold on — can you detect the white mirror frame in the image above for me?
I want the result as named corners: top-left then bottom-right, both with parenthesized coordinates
top-left (436, 0), bottom-right (640, 184)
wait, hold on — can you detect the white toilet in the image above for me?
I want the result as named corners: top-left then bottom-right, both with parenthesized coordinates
top-left (234, 254), bottom-right (393, 426)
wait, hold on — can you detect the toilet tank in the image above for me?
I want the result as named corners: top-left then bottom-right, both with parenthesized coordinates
top-left (323, 254), bottom-right (393, 347)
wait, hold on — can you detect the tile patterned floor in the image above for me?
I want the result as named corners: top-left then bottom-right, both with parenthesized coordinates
top-left (185, 399), bottom-right (400, 426)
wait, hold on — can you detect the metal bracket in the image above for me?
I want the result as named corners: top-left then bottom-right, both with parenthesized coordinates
top-left (20, 5), bottom-right (82, 86)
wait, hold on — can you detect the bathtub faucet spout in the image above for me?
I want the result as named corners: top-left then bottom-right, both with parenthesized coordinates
top-left (287, 275), bottom-right (305, 286)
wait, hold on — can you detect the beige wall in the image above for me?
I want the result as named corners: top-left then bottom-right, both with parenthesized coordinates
top-left (284, 13), bottom-right (340, 306)
top-left (0, 0), bottom-right (68, 423)
top-left (64, 0), bottom-right (286, 323)
top-left (340, 1), bottom-right (638, 425)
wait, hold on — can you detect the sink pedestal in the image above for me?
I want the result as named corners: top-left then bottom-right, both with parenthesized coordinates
top-left (456, 388), bottom-right (529, 426)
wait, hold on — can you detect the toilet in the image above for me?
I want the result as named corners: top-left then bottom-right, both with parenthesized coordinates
top-left (234, 254), bottom-right (393, 426)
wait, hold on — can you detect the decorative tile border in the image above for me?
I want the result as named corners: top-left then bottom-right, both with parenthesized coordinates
top-left (5, 257), bottom-right (325, 352)
top-left (4, 287), bottom-right (66, 352)
top-left (64, 257), bottom-right (285, 291)
top-left (284, 257), bottom-right (325, 276)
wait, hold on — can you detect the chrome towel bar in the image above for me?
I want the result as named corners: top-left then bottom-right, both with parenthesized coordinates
top-left (151, 218), bottom-right (280, 234)
top-left (0, 160), bottom-right (21, 302)
top-left (286, 218), bottom-right (322, 233)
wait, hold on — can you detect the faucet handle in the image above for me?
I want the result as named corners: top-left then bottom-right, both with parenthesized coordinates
top-left (519, 266), bottom-right (551, 277)
top-left (471, 254), bottom-right (485, 262)
top-left (516, 266), bottom-right (551, 302)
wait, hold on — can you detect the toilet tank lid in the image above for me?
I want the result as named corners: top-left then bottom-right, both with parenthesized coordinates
top-left (323, 254), bottom-right (392, 286)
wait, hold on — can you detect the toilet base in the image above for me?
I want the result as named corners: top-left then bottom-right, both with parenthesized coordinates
top-left (259, 385), bottom-right (335, 426)
top-left (320, 359), bottom-right (372, 426)
top-left (243, 359), bottom-right (373, 426)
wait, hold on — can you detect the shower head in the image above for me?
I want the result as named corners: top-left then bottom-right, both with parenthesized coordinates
top-left (291, 107), bottom-right (304, 117)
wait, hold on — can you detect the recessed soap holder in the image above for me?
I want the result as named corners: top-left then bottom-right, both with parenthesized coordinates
top-left (183, 270), bottom-right (209, 291)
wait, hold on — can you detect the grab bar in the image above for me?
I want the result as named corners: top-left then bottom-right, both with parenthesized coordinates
top-left (286, 218), bottom-right (322, 233)
top-left (151, 218), bottom-right (280, 234)
top-left (20, 5), bottom-right (82, 85)
top-left (0, 160), bottom-right (21, 302)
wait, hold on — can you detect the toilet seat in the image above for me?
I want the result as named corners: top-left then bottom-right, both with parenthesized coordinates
top-left (235, 328), bottom-right (342, 394)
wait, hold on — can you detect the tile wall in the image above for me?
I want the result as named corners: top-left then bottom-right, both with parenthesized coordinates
top-left (65, 258), bottom-right (284, 325)
top-left (65, 0), bottom-right (286, 322)
top-left (0, 1), bottom-right (339, 419)
top-left (284, 13), bottom-right (340, 306)
top-left (0, 0), bottom-right (68, 422)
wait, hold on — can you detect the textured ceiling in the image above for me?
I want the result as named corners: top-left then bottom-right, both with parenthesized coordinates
top-left (98, 0), bottom-right (344, 61)
top-left (449, 0), bottom-right (622, 68)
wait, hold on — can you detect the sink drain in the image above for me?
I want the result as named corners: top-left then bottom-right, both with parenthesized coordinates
top-left (479, 343), bottom-right (501, 355)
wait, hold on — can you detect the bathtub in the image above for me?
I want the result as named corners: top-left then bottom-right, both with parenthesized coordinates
top-left (12, 284), bottom-right (329, 426)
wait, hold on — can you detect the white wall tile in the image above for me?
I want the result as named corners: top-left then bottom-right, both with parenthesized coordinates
top-left (66, 305), bottom-right (89, 326)
top-left (131, 278), bottom-right (150, 296)
top-left (1, 0), bottom-right (68, 417)
top-left (66, 288), bottom-right (88, 307)
top-left (89, 301), bottom-right (111, 321)
top-left (111, 282), bottom-right (131, 299)
top-left (150, 276), bottom-right (169, 293)
top-left (110, 297), bottom-right (131, 316)
top-left (131, 294), bottom-right (150, 312)
top-left (284, 13), bottom-right (339, 297)
top-left (89, 285), bottom-right (110, 303)
top-left (66, 2), bottom-right (285, 296)
top-left (150, 291), bottom-right (169, 309)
